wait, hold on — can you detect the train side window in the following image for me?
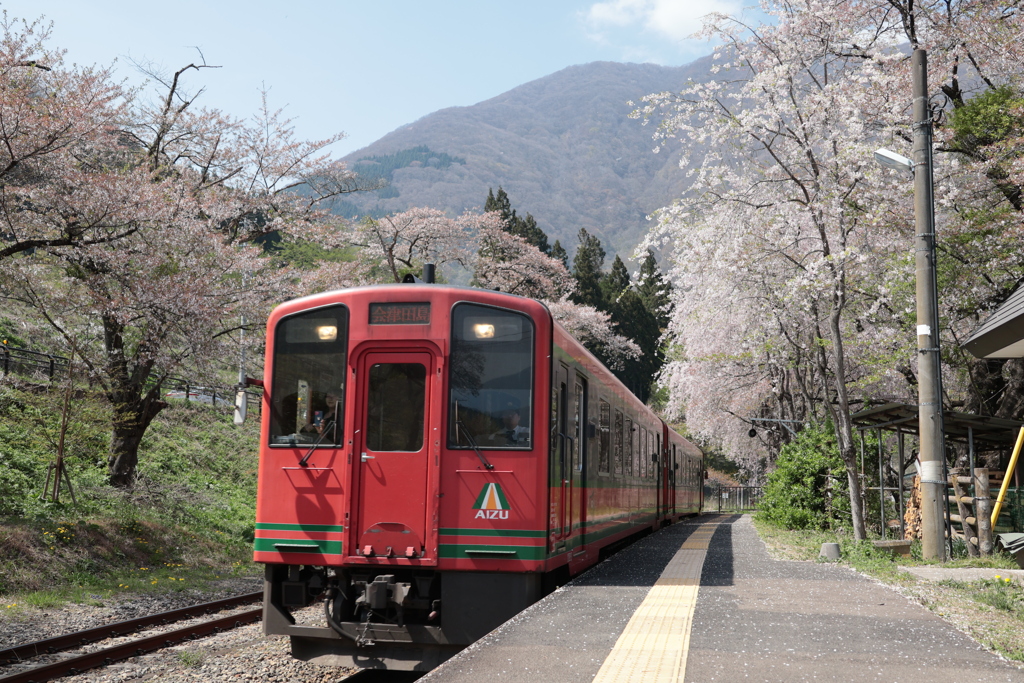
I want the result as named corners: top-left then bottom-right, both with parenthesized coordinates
top-left (448, 303), bottom-right (535, 449)
top-left (598, 399), bottom-right (611, 474)
top-left (614, 410), bottom-right (624, 475)
top-left (268, 305), bottom-right (348, 447)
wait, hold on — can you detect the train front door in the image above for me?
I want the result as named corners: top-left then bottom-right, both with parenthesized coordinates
top-left (351, 349), bottom-right (436, 561)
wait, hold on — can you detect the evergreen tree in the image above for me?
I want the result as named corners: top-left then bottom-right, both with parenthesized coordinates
top-left (636, 250), bottom-right (673, 328)
top-left (551, 240), bottom-right (568, 269)
top-left (610, 288), bottom-right (662, 403)
top-left (572, 228), bottom-right (607, 310)
top-left (485, 187), bottom-right (515, 224)
top-left (483, 187), bottom-right (551, 254)
top-left (513, 212), bottom-right (551, 254)
top-left (601, 255), bottom-right (631, 303)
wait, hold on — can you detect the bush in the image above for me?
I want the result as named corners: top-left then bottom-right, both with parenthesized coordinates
top-left (0, 384), bottom-right (110, 516)
top-left (0, 384), bottom-right (261, 594)
top-left (758, 423), bottom-right (846, 530)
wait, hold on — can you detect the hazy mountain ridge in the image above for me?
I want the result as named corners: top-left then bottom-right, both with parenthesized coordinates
top-left (339, 58), bottom-right (715, 258)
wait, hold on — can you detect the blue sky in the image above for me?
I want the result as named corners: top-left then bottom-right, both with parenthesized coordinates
top-left (7, 1), bottom-right (747, 156)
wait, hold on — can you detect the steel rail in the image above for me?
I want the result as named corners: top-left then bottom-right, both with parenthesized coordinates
top-left (0, 606), bottom-right (262, 683)
top-left (0, 591), bottom-right (262, 665)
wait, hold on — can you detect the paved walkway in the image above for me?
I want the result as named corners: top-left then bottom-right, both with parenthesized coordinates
top-left (901, 565), bottom-right (1024, 584)
top-left (421, 515), bottom-right (1023, 682)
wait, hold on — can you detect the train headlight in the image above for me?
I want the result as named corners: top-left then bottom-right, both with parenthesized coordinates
top-left (465, 317), bottom-right (522, 341)
top-left (316, 325), bottom-right (338, 341)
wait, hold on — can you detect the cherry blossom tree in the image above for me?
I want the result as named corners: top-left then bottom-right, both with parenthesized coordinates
top-left (637, 0), bottom-right (1024, 533)
top-left (0, 24), bottom-right (364, 486)
top-left (545, 296), bottom-right (640, 370)
top-left (473, 222), bottom-right (575, 298)
top-left (0, 14), bottom-right (131, 259)
top-left (349, 207), bottom-right (493, 283)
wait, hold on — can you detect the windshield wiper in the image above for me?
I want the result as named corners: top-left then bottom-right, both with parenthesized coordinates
top-left (299, 419), bottom-right (336, 467)
top-left (456, 420), bottom-right (494, 470)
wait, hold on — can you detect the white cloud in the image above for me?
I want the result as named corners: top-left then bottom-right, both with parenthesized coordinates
top-left (583, 0), bottom-right (742, 44)
top-left (586, 0), bottom-right (650, 27)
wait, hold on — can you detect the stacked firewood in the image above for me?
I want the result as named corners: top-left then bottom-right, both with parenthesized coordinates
top-left (903, 475), bottom-right (922, 540)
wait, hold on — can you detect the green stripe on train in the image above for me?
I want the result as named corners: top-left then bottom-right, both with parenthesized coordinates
top-left (255, 522), bottom-right (344, 533)
top-left (439, 544), bottom-right (546, 560)
top-left (254, 538), bottom-right (343, 554)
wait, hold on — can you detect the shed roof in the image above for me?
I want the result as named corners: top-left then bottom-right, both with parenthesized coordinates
top-left (963, 286), bottom-right (1024, 359)
top-left (851, 402), bottom-right (1023, 448)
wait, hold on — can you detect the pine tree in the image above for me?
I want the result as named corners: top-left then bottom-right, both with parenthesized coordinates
top-left (610, 288), bottom-right (662, 403)
top-left (484, 187), bottom-right (515, 225)
top-left (551, 240), bottom-right (568, 269)
top-left (483, 187), bottom-right (551, 254)
top-left (513, 212), bottom-right (551, 254)
top-left (601, 255), bottom-right (631, 303)
top-left (637, 250), bottom-right (673, 328)
top-left (572, 228), bottom-right (606, 310)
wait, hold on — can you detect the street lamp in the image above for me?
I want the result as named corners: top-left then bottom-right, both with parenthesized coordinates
top-left (873, 148), bottom-right (914, 175)
top-left (873, 49), bottom-right (947, 561)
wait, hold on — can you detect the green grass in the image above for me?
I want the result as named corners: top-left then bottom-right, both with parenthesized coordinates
top-left (0, 389), bottom-right (263, 604)
top-left (966, 576), bottom-right (1024, 616)
top-left (176, 648), bottom-right (208, 668)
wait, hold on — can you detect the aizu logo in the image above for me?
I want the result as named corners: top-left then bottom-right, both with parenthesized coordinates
top-left (473, 483), bottom-right (510, 520)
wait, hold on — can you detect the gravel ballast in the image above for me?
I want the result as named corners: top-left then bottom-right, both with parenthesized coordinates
top-left (0, 578), bottom-right (360, 682)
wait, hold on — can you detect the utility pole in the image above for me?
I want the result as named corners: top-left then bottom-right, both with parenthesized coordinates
top-left (912, 49), bottom-right (947, 561)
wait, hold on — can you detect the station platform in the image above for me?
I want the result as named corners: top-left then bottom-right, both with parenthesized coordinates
top-left (419, 514), bottom-right (1022, 682)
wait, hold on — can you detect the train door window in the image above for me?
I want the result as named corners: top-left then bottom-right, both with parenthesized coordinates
top-left (366, 362), bottom-right (426, 452)
top-left (448, 303), bottom-right (534, 449)
top-left (639, 427), bottom-right (647, 479)
top-left (630, 420), bottom-right (639, 478)
top-left (643, 428), bottom-right (651, 481)
top-left (648, 430), bottom-right (655, 480)
top-left (614, 410), bottom-right (624, 475)
top-left (598, 399), bottom-right (611, 474)
top-left (573, 380), bottom-right (584, 472)
top-left (269, 305), bottom-right (348, 446)
top-left (550, 381), bottom-right (561, 480)
top-left (656, 434), bottom-right (662, 479)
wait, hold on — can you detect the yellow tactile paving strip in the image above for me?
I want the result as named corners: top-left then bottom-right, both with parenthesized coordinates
top-left (590, 523), bottom-right (717, 683)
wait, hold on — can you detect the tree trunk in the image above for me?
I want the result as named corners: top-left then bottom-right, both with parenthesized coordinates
top-left (107, 396), bottom-right (166, 487)
top-left (824, 297), bottom-right (868, 540)
top-left (842, 448), bottom-right (866, 539)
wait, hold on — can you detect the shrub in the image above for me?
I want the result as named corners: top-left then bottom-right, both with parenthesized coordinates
top-left (758, 423), bottom-right (846, 530)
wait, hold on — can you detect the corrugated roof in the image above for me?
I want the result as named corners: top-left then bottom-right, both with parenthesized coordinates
top-left (851, 402), bottom-right (1023, 447)
top-left (963, 285), bottom-right (1024, 358)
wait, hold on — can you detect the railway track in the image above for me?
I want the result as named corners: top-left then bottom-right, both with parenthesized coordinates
top-left (0, 591), bottom-right (263, 683)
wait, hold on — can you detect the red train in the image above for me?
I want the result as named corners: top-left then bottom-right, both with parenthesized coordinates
top-left (252, 282), bottom-right (704, 671)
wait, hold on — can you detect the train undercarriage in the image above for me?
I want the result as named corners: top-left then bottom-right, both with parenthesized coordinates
top-left (263, 564), bottom-right (544, 671)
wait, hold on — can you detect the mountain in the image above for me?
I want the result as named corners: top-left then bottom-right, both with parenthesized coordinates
top-left (337, 59), bottom-right (715, 259)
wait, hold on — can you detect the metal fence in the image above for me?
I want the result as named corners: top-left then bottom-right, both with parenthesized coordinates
top-left (707, 486), bottom-right (762, 513)
top-left (2, 344), bottom-right (261, 413)
top-left (1, 345), bottom-right (70, 379)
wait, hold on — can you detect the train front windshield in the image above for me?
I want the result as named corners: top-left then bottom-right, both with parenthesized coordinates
top-left (268, 305), bottom-right (348, 446)
top-left (448, 303), bottom-right (534, 449)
